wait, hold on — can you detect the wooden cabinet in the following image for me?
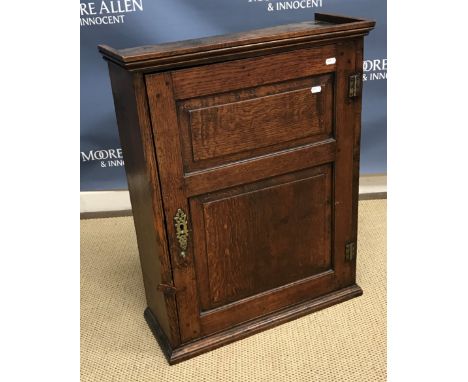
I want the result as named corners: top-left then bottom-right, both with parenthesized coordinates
top-left (99, 13), bottom-right (375, 364)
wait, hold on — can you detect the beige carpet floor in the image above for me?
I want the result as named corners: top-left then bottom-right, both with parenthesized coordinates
top-left (81, 200), bottom-right (386, 382)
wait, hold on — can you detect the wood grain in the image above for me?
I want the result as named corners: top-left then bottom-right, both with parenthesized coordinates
top-left (184, 139), bottom-right (336, 197)
top-left (188, 84), bottom-right (331, 162)
top-left (145, 73), bottom-right (202, 343)
top-left (351, 38), bottom-right (365, 281)
top-left (107, 63), bottom-right (180, 346)
top-left (195, 165), bottom-right (333, 309)
top-left (177, 75), bottom-right (334, 173)
top-left (171, 45), bottom-right (336, 100)
top-left (145, 285), bottom-right (363, 365)
top-left (103, 13), bottom-right (374, 364)
top-left (331, 40), bottom-right (357, 288)
top-left (98, 13), bottom-right (374, 71)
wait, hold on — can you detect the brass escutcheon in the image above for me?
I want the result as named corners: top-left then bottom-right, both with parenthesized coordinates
top-left (174, 208), bottom-right (188, 258)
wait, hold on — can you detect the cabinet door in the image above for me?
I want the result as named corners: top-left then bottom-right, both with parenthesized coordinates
top-left (146, 41), bottom-right (360, 343)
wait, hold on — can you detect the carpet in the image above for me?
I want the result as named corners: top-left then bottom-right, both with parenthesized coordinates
top-left (80, 199), bottom-right (386, 381)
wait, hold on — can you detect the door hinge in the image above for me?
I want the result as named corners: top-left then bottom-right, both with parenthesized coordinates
top-left (157, 283), bottom-right (179, 296)
top-left (345, 242), bottom-right (356, 261)
top-left (348, 73), bottom-right (362, 98)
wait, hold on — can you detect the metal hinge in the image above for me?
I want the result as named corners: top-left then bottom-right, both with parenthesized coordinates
top-left (157, 283), bottom-right (178, 296)
top-left (348, 73), bottom-right (362, 98)
top-left (345, 242), bottom-right (356, 261)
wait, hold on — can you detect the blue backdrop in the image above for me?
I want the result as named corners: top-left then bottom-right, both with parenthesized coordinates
top-left (80, 0), bottom-right (387, 191)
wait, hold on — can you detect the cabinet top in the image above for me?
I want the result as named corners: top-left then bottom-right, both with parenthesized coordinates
top-left (98, 13), bottom-right (375, 71)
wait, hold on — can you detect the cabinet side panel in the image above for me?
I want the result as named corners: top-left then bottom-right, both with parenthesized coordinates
top-left (107, 63), bottom-right (180, 346)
